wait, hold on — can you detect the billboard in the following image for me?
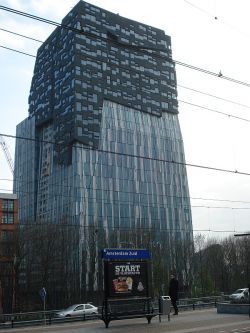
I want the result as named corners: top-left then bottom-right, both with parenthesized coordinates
top-left (104, 261), bottom-right (148, 298)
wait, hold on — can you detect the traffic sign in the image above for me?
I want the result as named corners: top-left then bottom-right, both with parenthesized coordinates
top-left (39, 287), bottom-right (46, 301)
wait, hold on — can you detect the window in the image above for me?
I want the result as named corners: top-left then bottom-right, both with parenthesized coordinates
top-left (2, 199), bottom-right (14, 211)
top-left (74, 305), bottom-right (83, 311)
top-left (0, 230), bottom-right (13, 256)
top-left (1, 230), bottom-right (13, 241)
top-left (2, 213), bottom-right (14, 224)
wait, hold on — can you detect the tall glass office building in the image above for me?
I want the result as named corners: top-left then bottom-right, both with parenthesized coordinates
top-left (14, 0), bottom-right (193, 306)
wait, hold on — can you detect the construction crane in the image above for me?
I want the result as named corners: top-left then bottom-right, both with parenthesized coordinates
top-left (0, 135), bottom-right (14, 174)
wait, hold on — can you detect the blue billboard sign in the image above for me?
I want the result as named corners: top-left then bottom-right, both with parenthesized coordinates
top-left (102, 248), bottom-right (150, 260)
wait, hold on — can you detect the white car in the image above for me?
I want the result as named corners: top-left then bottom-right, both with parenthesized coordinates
top-left (55, 303), bottom-right (98, 318)
top-left (229, 288), bottom-right (249, 300)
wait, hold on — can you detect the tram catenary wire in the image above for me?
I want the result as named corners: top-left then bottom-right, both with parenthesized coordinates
top-left (1, 5), bottom-right (250, 88)
top-left (1, 132), bottom-right (250, 177)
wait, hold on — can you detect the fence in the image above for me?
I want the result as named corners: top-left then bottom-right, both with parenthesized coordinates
top-left (0, 296), bottom-right (225, 329)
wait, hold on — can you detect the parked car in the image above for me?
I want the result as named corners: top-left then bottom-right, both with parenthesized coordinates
top-left (229, 288), bottom-right (249, 301)
top-left (55, 303), bottom-right (98, 318)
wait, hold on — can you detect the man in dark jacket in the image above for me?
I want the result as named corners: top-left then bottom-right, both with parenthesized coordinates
top-left (169, 274), bottom-right (179, 315)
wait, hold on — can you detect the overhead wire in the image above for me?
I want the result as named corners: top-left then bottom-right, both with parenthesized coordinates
top-left (2, 27), bottom-right (250, 113)
top-left (2, 185), bottom-right (250, 211)
top-left (2, 177), bottom-right (250, 205)
top-left (2, 46), bottom-right (250, 135)
top-left (2, 24), bottom-right (250, 111)
top-left (2, 43), bottom-right (250, 126)
top-left (1, 5), bottom-right (250, 88)
top-left (179, 100), bottom-right (250, 122)
top-left (2, 130), bottom-right (250, 215)
top-left (184, 0), bottom-right (214, 18)
top-left (1, 5), bottom-right (250, 235)
top-left (1, 41), bottom-right (250, 123)
top-left (0, 27), bottom-right (43, 43)
top-left (178, 84), bottom-right (250, 110)
top-left (192, 205), bottom-right (250, 210)
top-left (0, 184), bottom-right (248, 235)
top-left (1, 131), bottom-right (250, 230)
top-left (2, 42), bottom-right (250, 120)
top-left (2, 220), bottom-right (246, 235)
top-left (1, 132), bottom-right (250, 176)
top-left (2, 21), bottom-right (250, 121)
top-left (2, 173), bottom-right (250, 210)
top-left (0, 44), bottom-right (36, 58)
top-left (184, 0), bottom-right (250, 39)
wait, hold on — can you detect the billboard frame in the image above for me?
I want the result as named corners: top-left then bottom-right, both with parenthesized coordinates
top-left (101, 248), bottom-right (156, 328)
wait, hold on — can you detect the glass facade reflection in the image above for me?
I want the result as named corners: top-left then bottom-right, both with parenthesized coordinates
top-left (14, 0), bottom-right (193, 305)
top-left (77, 100), bottom-right (191, 235)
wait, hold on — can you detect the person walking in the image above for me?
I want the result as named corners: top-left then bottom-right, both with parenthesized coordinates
top-left (169, 273), bottom-right (179, 315)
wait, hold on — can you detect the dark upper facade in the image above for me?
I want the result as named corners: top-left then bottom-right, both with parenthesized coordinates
top-left (28, 1), bottom-right (178, 163)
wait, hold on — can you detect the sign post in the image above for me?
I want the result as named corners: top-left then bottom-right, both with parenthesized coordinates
top-left (39, 287), bottom-right (46, 325)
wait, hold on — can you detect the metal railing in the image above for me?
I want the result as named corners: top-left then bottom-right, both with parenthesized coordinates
top-left (0, 309), bottom-right (99, 329)
top-left (0, 296), bottom-right (225, 330)
top-left (152, 296), bottom-right (221, 312)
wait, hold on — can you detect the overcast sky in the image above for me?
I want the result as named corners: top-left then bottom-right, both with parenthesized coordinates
top-left (1, 0), bottom-right (250, 239)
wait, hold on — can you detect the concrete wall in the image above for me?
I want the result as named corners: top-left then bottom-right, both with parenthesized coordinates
top-left (217, 302), bottom-right (250, 314)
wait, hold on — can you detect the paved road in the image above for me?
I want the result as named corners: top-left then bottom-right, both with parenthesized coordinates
top-left (1, 309), bottom-right (250, 333)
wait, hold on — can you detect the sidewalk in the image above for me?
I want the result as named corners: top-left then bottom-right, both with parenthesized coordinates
top-left (0, 309), bottom-right (249, 333)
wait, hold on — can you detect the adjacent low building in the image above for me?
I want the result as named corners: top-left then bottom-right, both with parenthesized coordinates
top-left (0, 193), bottom-right (18, 313)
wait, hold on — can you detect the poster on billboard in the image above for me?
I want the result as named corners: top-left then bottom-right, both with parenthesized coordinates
top-left (105, 261), bottom-right (148, 298)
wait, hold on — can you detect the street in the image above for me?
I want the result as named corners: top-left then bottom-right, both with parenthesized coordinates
top-left (0, 309), bottom-right (250, 333)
